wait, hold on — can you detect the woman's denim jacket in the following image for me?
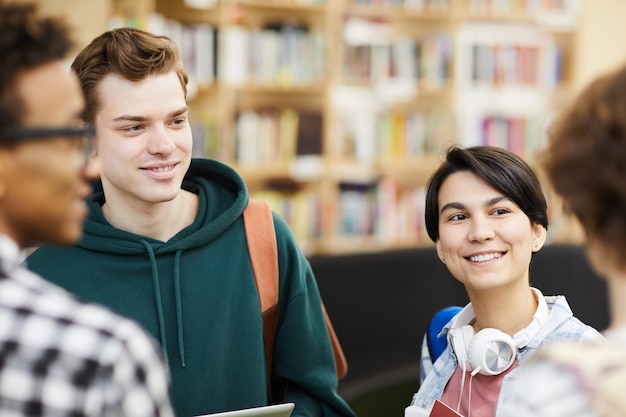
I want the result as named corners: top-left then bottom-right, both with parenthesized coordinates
top-left (405, 292), bottom-right (605, 417)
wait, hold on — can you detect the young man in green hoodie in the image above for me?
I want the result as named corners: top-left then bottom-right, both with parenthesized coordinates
top-left (26, 27), bottom-right (355, 417)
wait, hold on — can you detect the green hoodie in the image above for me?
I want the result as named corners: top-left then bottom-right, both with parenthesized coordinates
top-left (26, 158), bottom-right (355, 417)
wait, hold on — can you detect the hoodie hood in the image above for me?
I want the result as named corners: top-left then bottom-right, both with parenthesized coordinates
top-left (79, 157), bottom-right (249, 253)
top-left (76, 157), bottom-right (249, 368)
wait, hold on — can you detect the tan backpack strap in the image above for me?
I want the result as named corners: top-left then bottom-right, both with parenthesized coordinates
top-left (243, 198), bottom-right (280, 397)
top-left (244, 199), bottom-right (279, 314)
top-left (323, 304), bottom-right (348, 379)
top-left (244, 198), bottom-right (348, 386)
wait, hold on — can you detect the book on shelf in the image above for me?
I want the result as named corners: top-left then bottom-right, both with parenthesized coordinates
top-left (335, 108), bottom-right (453, 163)
top-left (250, 188), bottom-right (320, 243)
top-left (220, 23), bottom-right (249, 87)
top-left (342, 17), bottom-right (450, 87)
top-left (337, 182), bottom-right (375, 237)
top-left (296, 112), bottom-right (323, 156)
top-left (336, 179), bottom-right (428, 245)
top-left (223, 22), bottom-right (326, 87)
top-left (459, 23), bottom-right (564, 88)
top-left (235, 109), bottom-right (322, 166)
top-left (191, 119), bottom-right (220, 160)
top-left (478, 113), bottom-right (544, 159)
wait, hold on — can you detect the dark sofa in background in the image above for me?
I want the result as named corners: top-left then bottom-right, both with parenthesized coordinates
top-left (308, 244), bottom-right (609, 415)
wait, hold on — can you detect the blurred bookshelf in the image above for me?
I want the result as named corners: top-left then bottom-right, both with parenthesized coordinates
top-left (32, 0), bottom-right (617, 254)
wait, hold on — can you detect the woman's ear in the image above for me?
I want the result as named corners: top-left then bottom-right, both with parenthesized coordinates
top-left (436, 240), bottom-right (445, 264)
top-left (531, 223), bottom-right (548, 252)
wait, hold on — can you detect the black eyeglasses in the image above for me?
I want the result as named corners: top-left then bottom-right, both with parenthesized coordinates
top-left (0, 125), bottom-right (95, 165)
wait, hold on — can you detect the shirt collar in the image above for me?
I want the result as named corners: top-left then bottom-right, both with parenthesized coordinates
top-left (0, 234), bottom-right (24, 273)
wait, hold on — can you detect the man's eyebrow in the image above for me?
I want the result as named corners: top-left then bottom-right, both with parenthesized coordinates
top-left (112, 107), bottom-right (189, 123)
top-left (169, 106), bottom-right (189, 117)
top-left (113, 114), bottom-right (148, 123)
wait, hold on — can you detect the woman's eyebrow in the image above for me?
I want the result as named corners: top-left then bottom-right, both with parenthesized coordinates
top-left (439, 196), bottom-right (511, 215)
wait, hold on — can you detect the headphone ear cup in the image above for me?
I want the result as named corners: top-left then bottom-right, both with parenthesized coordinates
top-left (449, 325), bottom-right (476, 372)
top-left (469, 328), bottom-right (516, 376)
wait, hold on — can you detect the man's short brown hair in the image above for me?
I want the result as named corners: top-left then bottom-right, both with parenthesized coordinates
top-left (71, 27), bottom-right (188, 125)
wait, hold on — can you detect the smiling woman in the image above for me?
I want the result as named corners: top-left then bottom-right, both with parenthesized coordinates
top-left (404, 146), bottom-right (603, 417)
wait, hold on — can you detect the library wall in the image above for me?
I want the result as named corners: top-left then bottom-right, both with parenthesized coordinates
top-left (573, 0), bottom-right (626, 90)
top-left (24, 0), bottom-right (626, 255)
top-left (12, 0), bottom-right (111, 55)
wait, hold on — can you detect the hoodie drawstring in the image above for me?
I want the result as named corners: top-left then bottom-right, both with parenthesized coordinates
top-left (173, 250), bottom-right (185, 367)
top-left (139, 239), bottom-right (186, 369)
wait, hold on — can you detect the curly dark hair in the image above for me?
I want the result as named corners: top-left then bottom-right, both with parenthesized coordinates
top-left (542, 63), bottom-right (626, 266)
top-left (71, 27), bottom-right (188, 125)
top-left (425, 145), bottom-right (548, 242)
top-left (0, 1), bottom-right (73, 127)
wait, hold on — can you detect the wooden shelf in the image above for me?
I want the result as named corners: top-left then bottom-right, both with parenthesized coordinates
top-left (344, 5), bottom-right (451, 21)
top-left (237, 0), bottom-right (326, 13)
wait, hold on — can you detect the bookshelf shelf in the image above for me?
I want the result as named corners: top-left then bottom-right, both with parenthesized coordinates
top-left (344, 6), bottom-right (451, 21)
top-left (237, 0), bottom-right (327, 13)
top-left (315, 236), bottom-right (434, 256)
top-left (235, 163), bottom-right (295, 183)
top-left (234, 83), bottom-right (328, 94)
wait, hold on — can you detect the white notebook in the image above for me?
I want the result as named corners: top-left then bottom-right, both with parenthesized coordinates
top-left (196, 403), bottom-right (295, 417)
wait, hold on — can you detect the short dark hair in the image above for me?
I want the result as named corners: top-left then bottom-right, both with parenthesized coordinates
top-left (542, 62), bottom-right (626, 266)
top-left (71, 27), bottom-right (188, 125)
top-left (425, 145), bottom-right (548, 242)
top-left (0, 1), bottom-right (73, 127)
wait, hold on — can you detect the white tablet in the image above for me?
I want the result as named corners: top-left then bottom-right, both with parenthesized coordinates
top-left (196, 403), bottom-right (295, 417)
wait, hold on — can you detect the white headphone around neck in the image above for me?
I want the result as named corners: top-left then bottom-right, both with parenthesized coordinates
top-left (448, 288), bottom-right (549, 376)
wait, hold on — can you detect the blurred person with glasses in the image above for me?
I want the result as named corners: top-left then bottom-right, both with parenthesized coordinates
top-left (0, 2), bottom-right (174, 416)
top-left (0, 125), bottom-right (95, 167)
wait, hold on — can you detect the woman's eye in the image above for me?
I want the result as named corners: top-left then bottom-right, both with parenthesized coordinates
top-left (449, 213), bottom-right (467, 221)
top-left (492, 208), bottom-right (510, 216)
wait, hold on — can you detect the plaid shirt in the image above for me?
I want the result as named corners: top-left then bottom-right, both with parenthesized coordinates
top-left (0, 236), bottom-right (174, 417)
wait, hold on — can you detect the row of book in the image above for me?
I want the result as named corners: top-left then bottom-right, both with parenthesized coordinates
top-left (479, 114), bottom-right (544, 158)
top-left (250, 178), bottom-right (430, 245)
top-left (250, 189), bottom-right (322, 245)
top-left (343, 18), bottom-right (452, 88)
top-left (109, 14), bottom-right (327, 88)
top-left (192, 105), bottom-right (456, 166)
top-left (221, 23), bottom-right (327, 87)
top-left (235, 109), bottom-right (323, 165)
top-left (189, 111), bottom-right (543, 169)
top-left (337, 179), bottom-right (429, 244)
top-left (334, 108), bottom-right (455, 163)
top-left (470, 42), bottom-right (563, 87)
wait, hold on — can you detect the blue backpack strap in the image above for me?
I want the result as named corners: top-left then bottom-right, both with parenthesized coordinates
top-left (426, 306), bottom-right (463, 362)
